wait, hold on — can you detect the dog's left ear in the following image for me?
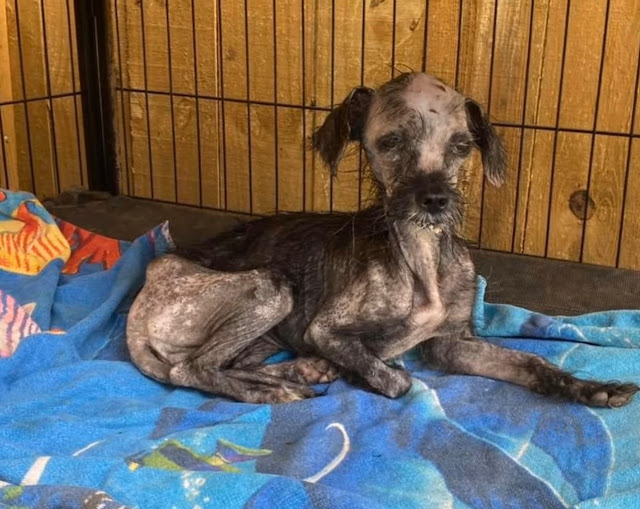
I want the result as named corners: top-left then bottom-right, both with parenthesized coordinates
top-left (465, 99), bottom-right (506, 187)
top-left (312, 87), bottom-right (374, 176)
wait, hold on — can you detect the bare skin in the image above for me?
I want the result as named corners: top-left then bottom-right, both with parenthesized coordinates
top-left (127, 255), bottom-right (335, 403)
top-left (127, 72), bottom-right (639, 407)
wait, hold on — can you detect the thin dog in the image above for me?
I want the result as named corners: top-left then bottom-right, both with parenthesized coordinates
top-left (126, 72), bottom-right (639, 407)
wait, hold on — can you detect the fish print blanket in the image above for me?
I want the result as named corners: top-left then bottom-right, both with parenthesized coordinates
top-left (1, 189), bottom-right (640, 509)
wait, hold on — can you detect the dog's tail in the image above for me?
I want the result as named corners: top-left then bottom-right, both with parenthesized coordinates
top-left (170, 223), bottom-right (255, 271)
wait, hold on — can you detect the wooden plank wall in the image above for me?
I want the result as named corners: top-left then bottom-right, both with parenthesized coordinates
top-left (113, 1), bottom-right (640, 270)
top-left (0, 0), bottom-right (87, 197)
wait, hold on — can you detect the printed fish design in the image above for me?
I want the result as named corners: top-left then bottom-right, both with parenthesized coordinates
top-left (57, 220), bottom-right (122, 275)
top-left (0, 290), bottom-right (40, 358)
top-left (126, 439), bottom-right (272, 473)
top-left (0, 289), bottom-right (65, 358)
top-left (0, 197), bottom-right (70, 276)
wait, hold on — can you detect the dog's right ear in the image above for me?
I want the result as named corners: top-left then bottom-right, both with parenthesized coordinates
top-left (312, 87), bottom-right (374, 176)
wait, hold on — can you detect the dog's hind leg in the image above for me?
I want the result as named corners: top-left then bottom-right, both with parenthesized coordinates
top-left (419, 336), bottom-right (639, 407)
top-left (170, 363), bottom-right (315, 404)
top-left (230, 337), bottom-right (339, 387)
top-left (128, 255), bottom-right (313, 403)
top-left (168, 277), bottom-right (316, 403)
top-left (169, 331), bottom-right (316, 404)
top-left (231, 335), bottom-right (283, 369)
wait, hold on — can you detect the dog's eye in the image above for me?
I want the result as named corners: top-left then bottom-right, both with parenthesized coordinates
top-left (452, 141), bottom-right (471, 156)
top-left (377, 133), bottom-right (403, 152)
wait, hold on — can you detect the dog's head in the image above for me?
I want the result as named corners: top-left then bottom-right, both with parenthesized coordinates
top-left (312, 72), bottom-right (506, 230)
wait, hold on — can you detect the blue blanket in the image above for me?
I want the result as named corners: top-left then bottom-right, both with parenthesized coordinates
top-left (1, 189), bottom-right (639, 509)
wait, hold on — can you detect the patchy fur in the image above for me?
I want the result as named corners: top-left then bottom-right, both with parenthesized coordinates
top-left (127, 72), bottom-right (638, 407)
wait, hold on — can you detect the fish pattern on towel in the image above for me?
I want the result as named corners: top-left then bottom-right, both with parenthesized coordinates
top-left (0, 290), bottom-right (40, 358)
top-left (0, 190), bottom-right (70, 276)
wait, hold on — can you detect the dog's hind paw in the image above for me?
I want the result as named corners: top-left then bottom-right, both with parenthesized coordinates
top-left (297, 358), bottom-right (339, 384)
top-left (528, 360), bottom-right (639, 408)
top-left (582, 382), bottom-right (639, 408)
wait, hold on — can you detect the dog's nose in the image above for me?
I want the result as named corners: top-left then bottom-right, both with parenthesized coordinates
top-left (419, 189), bottom-right (449, 214)
top-left (422, 193), bottom-right (448, 213)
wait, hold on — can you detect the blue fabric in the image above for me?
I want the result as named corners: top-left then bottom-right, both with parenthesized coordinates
top-left (1, 190), bottom-right (640, 508)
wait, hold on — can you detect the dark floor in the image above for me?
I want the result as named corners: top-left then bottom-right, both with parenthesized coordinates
top-left (46, 194), bottom-right (640, 316)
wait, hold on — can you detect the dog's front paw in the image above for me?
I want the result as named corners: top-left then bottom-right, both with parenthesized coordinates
top-left (375, 367), bottom-right (413, 399)
top-left (580, 381), bottom-right (639, 408)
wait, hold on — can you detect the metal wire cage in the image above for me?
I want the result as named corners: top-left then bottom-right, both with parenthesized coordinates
top-left (1, 0), bottom-right (639, 271)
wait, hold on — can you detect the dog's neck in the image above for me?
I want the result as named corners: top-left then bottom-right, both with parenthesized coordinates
top-left (392, 221), bottom-right (443, 307)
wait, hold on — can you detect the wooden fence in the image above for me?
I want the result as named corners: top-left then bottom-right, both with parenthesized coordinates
top-left (1, 1), bottom-right (640, 271)
top-left (0, 0), bottom-right (87, 197)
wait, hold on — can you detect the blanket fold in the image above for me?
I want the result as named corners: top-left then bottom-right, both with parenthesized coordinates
top-left (0, 189), bottom-right (639, 509)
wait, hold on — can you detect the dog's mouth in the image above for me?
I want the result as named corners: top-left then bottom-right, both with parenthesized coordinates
top-left (386, 178), bottom-right (462, 234)
top-left (425, 223), bottom-right (443, 234)
top-left (409, 213), bottom-right (445, 234)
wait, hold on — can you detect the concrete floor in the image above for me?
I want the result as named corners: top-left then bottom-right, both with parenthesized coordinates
top-left (46, 194), bottom-right (640, 316)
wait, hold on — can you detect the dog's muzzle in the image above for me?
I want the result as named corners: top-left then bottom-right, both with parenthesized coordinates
top-left (387, 171), bottom-right (460, 229)
top-left (413, 172), bottom-right (456, 224)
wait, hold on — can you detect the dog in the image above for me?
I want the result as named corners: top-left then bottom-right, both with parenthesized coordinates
top-left (127, 72), bottom-right (639, 407)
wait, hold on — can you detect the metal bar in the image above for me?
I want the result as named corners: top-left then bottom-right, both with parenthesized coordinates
top-left (615, 41), bottom-right (640, 267)
top-left (12, 0), bottom-right (36, 194)
top-left (39, 0), bottom-right (61, 195)
top-left (0, 107), bottom-right (9, 188)
top-left (272, 0), bottom-right (279, 213)
top-left (358, 0), bottom-right (366, 210)
top-left (329, 0), bottom-right (335, 212)
top-left (0, 45), bottom-right (6, 187)
top-left (0, 90), bottom-right (81, 107)
top-left (490, 123), bottom-right (640, 139)
top-left (454, 0), bottom-right (463, 89)
top-left (216, 0), bottom-right (228, 210)
top-left (421, 0), bottom-right (429, 72)
top-left (138, 0), bottom-right (155, 198)
top-left (510, 0), bottom-right (536, 252)
top-left (74, 0), bottom-right (118, 194)
top-left (301, 0), bottom-right (307, 211)
top-left (190, 0), bottom-right (203, 207)
top-left (65, 0), bottom-right (85, 187)
top-left (579, 0), bottom-right (611, 263)
top-left (165, 0), bottom-right (179, 202)
top-left (544, 0), bottom-right (572, 258)
top-left (113, 0), bottom-right (130, 194)
top-left (245, 0), bottom-right (253, 214)
top-left (391, 0), bottom-right (397, 75)
top-left (478, 0), bottom-right (499, 249)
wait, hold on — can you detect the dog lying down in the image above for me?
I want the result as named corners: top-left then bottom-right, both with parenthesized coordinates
top-left (126, 72), bottom-right (638, 407)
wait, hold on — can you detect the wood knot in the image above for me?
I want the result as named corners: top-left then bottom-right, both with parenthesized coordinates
top-left (569, 190), bottom-right (595, 221)
top-left (370, 0), bottom-right (386, 7)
